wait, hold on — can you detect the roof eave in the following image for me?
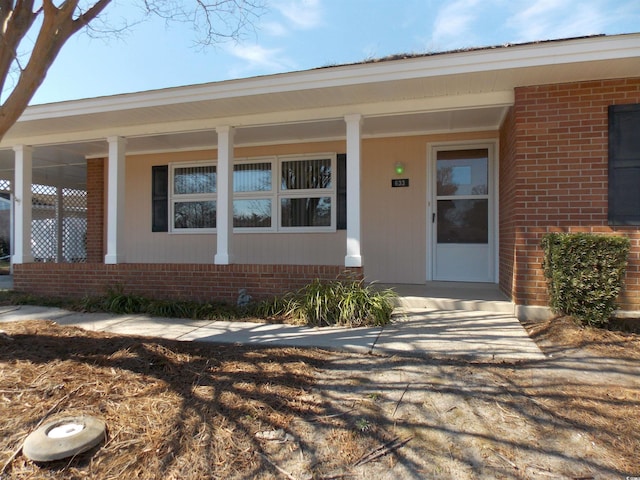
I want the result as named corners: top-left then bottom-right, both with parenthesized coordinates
top-left (18, 33), bottom-right (640, 122)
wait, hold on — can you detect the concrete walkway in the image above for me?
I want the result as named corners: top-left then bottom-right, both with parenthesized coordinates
top-left (0, 286), bottom-right (545, 361)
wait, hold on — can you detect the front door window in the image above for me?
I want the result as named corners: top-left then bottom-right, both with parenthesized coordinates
top-left (436, 149), bottom-right (489, 244)
top-left (432, 147), bottom-right (492, 282)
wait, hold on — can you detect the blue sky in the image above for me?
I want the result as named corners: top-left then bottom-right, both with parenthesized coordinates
top-left (30, 0), bottom-right (640, 105)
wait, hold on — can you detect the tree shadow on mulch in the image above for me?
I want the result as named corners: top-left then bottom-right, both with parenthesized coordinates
top-left (0, 320), bottom-right (336, 479)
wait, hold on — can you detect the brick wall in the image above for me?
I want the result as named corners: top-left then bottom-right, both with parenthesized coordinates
top-left (85, 158), bottom-right (105, 263)
top-left (500, 77), bottom-right (640, 310)
top-left (498, 107), bottom-right (517, 302)
top-left (13, 263), bottom-right (363, 303)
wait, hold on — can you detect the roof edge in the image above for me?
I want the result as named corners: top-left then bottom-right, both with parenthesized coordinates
top-left (19, 32), bottom-right (640, 122)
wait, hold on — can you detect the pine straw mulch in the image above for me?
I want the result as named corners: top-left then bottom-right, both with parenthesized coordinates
top-left (0, 320), bottom-right (331, 480)
top-left (1, 317), bottom-right (639, 479)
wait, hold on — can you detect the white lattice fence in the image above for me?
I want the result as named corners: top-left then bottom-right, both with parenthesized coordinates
top-left (32, 184), bottom-right (87, 263)
top-left (0, 180), bottom-right (10, 259)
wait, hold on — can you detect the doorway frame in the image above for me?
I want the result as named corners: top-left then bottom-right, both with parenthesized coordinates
top-left (426, 139), bottom-right (499, 283)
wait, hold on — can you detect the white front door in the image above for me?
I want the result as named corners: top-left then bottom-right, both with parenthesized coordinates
top-left (430, 145), bottom-right (494, 282)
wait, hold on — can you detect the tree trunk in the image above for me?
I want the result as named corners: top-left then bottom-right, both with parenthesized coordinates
top-left (0, 0), bottom-right (111, 143)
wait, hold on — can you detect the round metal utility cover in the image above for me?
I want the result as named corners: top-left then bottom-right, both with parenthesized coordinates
top-left (23, 416), bottom-right (106, 462)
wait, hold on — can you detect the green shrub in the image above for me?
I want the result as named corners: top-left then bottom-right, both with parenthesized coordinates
top-left (146, 299), bottom-right (194, 319)
top-left (541, 233), bottom-right (630, 326)
top-left (6, 280), bottom-right (396, 327)
top-left (194, 301), bottom-right (244, 320)
top-left (103, 286), bottom-right (149, 314)
top-left (255, 279), bottom-right (396, 327)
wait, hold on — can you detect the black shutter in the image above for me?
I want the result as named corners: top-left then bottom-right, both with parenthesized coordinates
top-left (337, 154), bottom-right (347, 230)
top-left (152, 165), bottom-right (169, 232)
top-left (608, 104), bottom-right (640, 225)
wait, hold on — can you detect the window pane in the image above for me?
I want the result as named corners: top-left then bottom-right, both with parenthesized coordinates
top-left (281, 158), bottom-right (332, 190)
top-left (174, 201), bottom-right (216, 229)
top-left (437, 199), bottom-right (488, 243)
top-left (234, 199), bottom-right (272, 228)
top-left (610, 166), bottom-right (640, 223)
top-left (437, 149), bottom-right (488, 196)
top-left (281, 197), bottom-right (331, 227)
top-left (174, 166), bottom-right (216, 194)
top-left (234, 162), bottom-right (272, 192)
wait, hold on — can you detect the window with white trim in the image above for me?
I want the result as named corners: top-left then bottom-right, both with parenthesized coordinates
top-left (233, 160), bottom-right (274, 229)
top-left (164, 154), bottom-right (338, 233)
top-left (233, 154), bottom-right (336, 232)
top-left (279, 156), bottom-right (334, 230)
top-left (170, 163), bottom-right (216, 232)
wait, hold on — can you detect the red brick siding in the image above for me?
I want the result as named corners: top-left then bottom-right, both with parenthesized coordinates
top-left (85, 158), bottom-right (105, 263)
top-left (502, 77), bottom-right (640, 310)
top-left (498, 107), bottom-right (517, 301)
top-left (13, 263), bottom-right (363, 303)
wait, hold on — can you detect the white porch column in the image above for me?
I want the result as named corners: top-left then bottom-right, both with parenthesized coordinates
top-left (344, 114), bottom-right (363, 267)
top-left (215, 126), bottom-right (234, 265)
top-left (104, 136), bottom-right (126, 264)
top-left (12, 145), bottom-right (33, 264)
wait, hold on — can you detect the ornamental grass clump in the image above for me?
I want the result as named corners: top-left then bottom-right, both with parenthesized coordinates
top-left (541, 233), bottom-right (630, 327)
top-left (79, 287), bottom-right (247, 320)
top-left (257, 279), bottom-right (396, 327)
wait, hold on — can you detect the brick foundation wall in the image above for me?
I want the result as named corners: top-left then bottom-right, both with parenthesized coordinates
top-left (501, 77), bottom-right (640, 310)
top-left (13, 263), bottom-right (363, 303)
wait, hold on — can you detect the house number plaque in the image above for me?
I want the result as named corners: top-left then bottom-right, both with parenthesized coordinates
top-left (391, 178), bottom-right (409, 188)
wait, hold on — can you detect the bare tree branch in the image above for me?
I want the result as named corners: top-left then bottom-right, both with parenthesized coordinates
top-left (0, 1), bottom-right (113, 139)
top-left (0, 0), bottom-right (265, 143)
top-left (0, 1), bottom-right (38, 94)
top-left (72, 0), bottom-right (112, 33)
top-left (142, 0), bottom-right (265, 45)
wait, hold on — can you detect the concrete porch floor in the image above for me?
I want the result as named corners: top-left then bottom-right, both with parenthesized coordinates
top-left (380, 281), bottom-right (515, 314)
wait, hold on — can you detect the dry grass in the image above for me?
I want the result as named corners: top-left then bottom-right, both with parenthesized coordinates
top-left (520, 316), bottom-right (640, 475)
top-left (525, 315), bottom-right (640, 359)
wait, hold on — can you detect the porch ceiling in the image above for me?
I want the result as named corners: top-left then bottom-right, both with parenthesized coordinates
top-left (0, 106), bottom-right (508, 190)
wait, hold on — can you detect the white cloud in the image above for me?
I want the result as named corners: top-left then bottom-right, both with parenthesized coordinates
top-left (272, 0), bottom-right (323, 30)
top-left (424, 0), bottom-right (636, 52)
top-left (228, 44), bottom-right (285, 68)
top-left (226, 43), bottom-right (295, 76)
top-left (261, 21), bottom-right (288, 37)
top-left (428, 0), bottom-right (482, 49)
top-left (226, 0), bottom-right (322, 76)
top-left (506, 0), bottom-right (632, 42)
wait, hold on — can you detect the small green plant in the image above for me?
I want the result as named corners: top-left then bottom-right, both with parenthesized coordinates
top-left (255, 278), bottom-right (396, 328)
top-left (541, 233), bottom-right (630, 326)
top-left (5, 279), bottom-right (395, 328)
top-left (195, 301), bottom-right (243, 320)
top-left (355, 418), bottom-right (371, 432)
top-left (104, 286), bottom-right (149, 314)
top-left (79, 295), bottom-right (105, 312)
top-left (146, 299), bottom-right (193, 319)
